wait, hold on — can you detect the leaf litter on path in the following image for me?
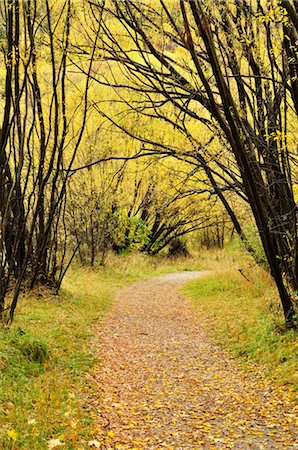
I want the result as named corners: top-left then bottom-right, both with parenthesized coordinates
top-left (89, 272), bottom-right (298, 449)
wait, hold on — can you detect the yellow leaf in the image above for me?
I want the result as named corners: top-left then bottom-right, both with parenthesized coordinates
top-left (107, 430), bottom-right (115, 438)
top-left (7, 429), bottom-right (17, 441)
top-left (70, 420), bottom-right (77, 429)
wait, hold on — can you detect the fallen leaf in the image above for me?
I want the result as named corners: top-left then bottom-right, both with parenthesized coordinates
top-left (28, 419), bottom-right (37, 425)
top-left (47, 438), bottom-right (64, 449)
top-left (7, 429), bottom-right (17, 441)
top-left (88, 440), bottom-right (101, 448)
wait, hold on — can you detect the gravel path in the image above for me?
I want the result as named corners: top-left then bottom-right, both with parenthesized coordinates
top-left (90, 272), bottom-right (298, 449)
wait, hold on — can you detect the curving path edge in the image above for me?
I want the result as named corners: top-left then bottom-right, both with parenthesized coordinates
top-left (88, 272), bottom-right (297, 449)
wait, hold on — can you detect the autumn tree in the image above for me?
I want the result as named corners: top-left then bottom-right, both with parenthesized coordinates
top-left (67, 149), bottom-right (218, 262)
top-left (87, 0), bottom-right (298, 327)
top-left (0, 0), bottom-right (99, 324)
top-left (66, 159), bottom-right (125, 266)
top-left (109, 161), bottom-right (217, 255)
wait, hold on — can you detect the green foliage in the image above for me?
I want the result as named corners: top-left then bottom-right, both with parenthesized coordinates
top-left (130, 216), bottom-right (151, 249)
top-left (110, 210), bottom-right (151, 253)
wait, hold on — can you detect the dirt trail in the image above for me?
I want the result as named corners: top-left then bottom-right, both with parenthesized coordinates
top-left (90, 272), bottom-right (297, 449)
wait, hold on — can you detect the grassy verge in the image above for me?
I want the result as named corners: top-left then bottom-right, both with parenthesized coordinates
top-left (2, 248), bottom-right (296, 449)
top-left (183, 247), bottom-right (298, 398)
top-left (0, 253), bottom-right (202, 449)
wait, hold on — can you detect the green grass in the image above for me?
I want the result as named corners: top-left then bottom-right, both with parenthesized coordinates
top-left (183, 248), bottom-right (298, 397)
top-left (0, 271), bottom-right (113, 449)
top-left (0, 253), bottom-right (202, 449)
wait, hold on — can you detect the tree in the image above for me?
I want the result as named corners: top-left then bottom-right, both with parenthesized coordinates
top-left (109, 162), bottom-right (217, 255)
top-left (88, 0), bottom-right (298, 327)
top-left (67, 150), bottom-right (217, 261)
top-left (66, 158), bottom-right (124, 266)
top-left (0, 0), bottom-right (99, 324)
